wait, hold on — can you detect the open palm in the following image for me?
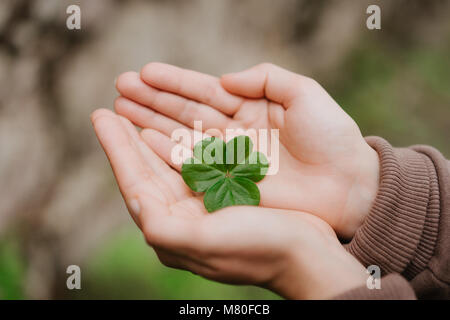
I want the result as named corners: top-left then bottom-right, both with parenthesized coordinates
top-left (114, 63), bottom-right (379, 238)
top-left (91, 109), bottom-right (367, 299)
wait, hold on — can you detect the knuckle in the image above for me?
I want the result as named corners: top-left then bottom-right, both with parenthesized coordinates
top-left (181, 100), bottom-right (199, 123)
top-left (304, 76), bottom-right (319, 87)
top-left (202, 82), bottom-right (219, 106)
top-left (299, 75), bottom-right (318, 87)
top-left (148, 89), bottom-right (162, 107)
top-left (293, 76), bottom-right (319, 95)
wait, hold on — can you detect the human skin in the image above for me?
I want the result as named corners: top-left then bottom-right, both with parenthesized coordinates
top-left (91, 109), bottom-right (368, 299)
top-left (113, 63), bottom-right (380, 239)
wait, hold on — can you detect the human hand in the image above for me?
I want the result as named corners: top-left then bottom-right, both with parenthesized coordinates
top-left (114, 63), bottom-right (379, 239)
top-left (91, 109), bottom-right (367, 299)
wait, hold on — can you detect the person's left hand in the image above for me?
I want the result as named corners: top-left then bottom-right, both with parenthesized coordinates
top-left (91, 108), bottom-right (367, 299)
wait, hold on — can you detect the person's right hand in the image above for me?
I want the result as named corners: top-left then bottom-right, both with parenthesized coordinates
top-left (114, 63), bottom-right (380, 239)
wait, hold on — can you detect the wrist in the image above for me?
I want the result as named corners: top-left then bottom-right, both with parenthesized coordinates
top-left (339, 142), bottom-right (380, 239)
top-left (269, 241), bottom-right (368, 299)
top-left (346, 137), bottom-right (440, 277)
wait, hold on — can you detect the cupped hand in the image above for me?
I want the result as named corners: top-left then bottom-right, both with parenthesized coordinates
top-left (91, 109), bottom-right (367, 299)
top-left (114, 63), bottom-right (379, 239)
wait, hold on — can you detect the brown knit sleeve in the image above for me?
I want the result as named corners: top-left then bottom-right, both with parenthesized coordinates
top-left (343, 136), bottom-right (450, 299)
top-left (333, 274), bottom-right (416, 300)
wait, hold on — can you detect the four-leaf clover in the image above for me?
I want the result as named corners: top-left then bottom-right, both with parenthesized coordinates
top-left (181, 136), bottom-right (269, 212)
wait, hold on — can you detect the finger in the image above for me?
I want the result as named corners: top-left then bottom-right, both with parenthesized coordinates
top-left (221, 63), bottom-right (313, 108)
top-left (116, 71), bottom-right (231, 129)
top-left (92, 109), bottom-right (175, 227)
top-left (141, 129), bottom-right (193, 172)
top-left (115, 96), bottom-right (192, 137)
top-left (118, 116), bottom-right (190, 202)
top-left (91, 108), bottom-right (150, 196)
top-left (115, 96), bottom-right (202, 149)
top-left (140, 62), bottom-right (244, 115)
top-left (115, 96), bottom-right (212, 149)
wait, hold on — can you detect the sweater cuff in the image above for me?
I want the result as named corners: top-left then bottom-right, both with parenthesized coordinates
top-left (333, 274), bottom-right (416, 300)
top-left (346, 137), bottom-right (440, 279)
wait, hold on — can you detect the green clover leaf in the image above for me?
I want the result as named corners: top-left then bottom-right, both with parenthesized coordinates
top-left (181, 135), bottom-right (269, 213)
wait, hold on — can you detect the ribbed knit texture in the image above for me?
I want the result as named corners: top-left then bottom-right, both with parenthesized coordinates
top-left (347, 137), bottom-right (440, 279)
top-left (333, 273), bottom-right (416, 300)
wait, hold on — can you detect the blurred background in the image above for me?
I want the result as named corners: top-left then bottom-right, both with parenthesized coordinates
top-left (0, 0), bottom-right (449, 299)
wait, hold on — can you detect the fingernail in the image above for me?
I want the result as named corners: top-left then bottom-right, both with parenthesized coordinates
top-left (128, 199), bottom-right (141, 217)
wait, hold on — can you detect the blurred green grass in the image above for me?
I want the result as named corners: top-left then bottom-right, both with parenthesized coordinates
top-left (0, 240), bottom-right (25, 299)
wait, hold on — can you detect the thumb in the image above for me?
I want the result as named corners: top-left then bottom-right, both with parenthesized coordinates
top-left (220, 63), bottom-right (309, 108)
